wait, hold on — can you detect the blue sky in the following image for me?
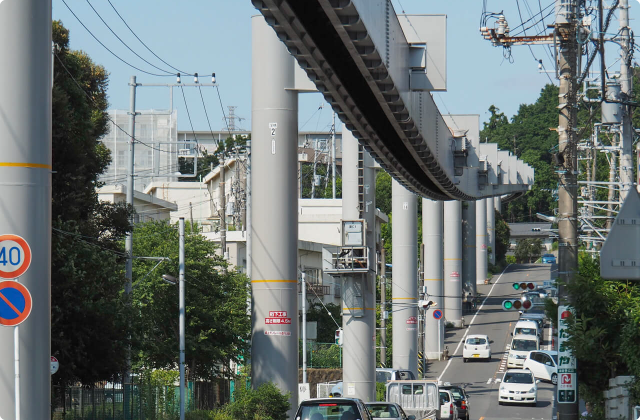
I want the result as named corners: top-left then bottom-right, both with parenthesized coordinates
top-left (52, 0), bottom-right (640, 134)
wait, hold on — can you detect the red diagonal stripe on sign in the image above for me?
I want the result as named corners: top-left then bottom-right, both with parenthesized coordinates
top-left (0, 290), bottom-right (22, 317)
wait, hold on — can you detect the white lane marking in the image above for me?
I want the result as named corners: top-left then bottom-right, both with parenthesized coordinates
top-left (437, 264), bottom-right (512, 382)
top-left (486, 378), bottom-right (492, 384)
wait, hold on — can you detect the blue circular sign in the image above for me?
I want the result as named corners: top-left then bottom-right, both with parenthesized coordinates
top-left (0, 281), bottom-right (32, 326)
top-left (433, 309), bottom-right (443, 320)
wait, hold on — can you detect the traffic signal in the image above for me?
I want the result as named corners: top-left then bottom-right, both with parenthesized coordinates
top-left (502, 299), bottom-right (523, 310)
top-left (335, 329), bottom-right (343, 346)
top-left (512, 282), bottom-right (535, 290)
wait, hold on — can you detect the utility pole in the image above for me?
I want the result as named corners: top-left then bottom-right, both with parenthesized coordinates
top-left (332, 112), bottom-right (337, 199)
top-left (124, 75), bottom-right (138, 419)
top-left (618, 0), bottom-right (634, 200)
top-left (178, 218), bottom-right (186, 420)
top-left (301, 270), bottom-right (307, 383)
top-left (556, 0), bottom-right (580, 418)
top-left (311, 138), bottom-right (318, 198)
top-left (246, 140), bottom-right (252, 278)
top-left (380, 246), bottom-right (387, 367)
top-left (220, 157), bottom-right (227, 259)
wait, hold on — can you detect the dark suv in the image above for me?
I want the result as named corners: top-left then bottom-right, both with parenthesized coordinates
top-left (295, 397), bottom-right (372, 420)
top-left (439, 384), bottom-right (470, 420)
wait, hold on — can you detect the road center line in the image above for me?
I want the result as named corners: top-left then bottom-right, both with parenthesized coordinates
top-left (437, 264), bottom-right (512, 382)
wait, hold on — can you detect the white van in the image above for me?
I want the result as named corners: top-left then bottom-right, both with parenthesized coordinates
top-left (513, 320), bottom-right (540, 338)
top-left (507, 334), bottom-right (539, 369)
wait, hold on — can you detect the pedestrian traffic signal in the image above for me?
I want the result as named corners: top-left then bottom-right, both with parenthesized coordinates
top-left (335, 329), bottom-right (343, 346)
top-left (502, 299), bottom-right (523, 310)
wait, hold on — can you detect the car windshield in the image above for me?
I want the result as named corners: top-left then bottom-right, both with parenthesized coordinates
top-left (366, 404), bottom-right (399, 418)
top-left (376, 371), bottom-right (392, 383)
top-left (466, 337), bottom-right (487, 345)
top-left (299, 402), bottom-right (359, 420)
top-left (543, 254), bottom-right (554, 258)
top-left (515, 328), bottom-right (536, 335)
top-left (511, 339), bottom-right (537, 351)
top-left (503, 372), bottom-right (534, 384)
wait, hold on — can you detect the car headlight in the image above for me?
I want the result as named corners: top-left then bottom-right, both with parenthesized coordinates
top-left (529, 387), bottom-right (536, 393)
top-left (508, 353), bottom-right (515, 359)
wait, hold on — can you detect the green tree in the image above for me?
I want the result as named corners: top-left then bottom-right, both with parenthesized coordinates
top-left (513, 238), bottom-right (543, 263)
top-left (304, 302), bottom-right (341, 343)
top-left (131, 221), bottom-right (250, 379)
top-left (51, 20), bottom-right (134, 386)
top-left (376, 171), bottom-right (392, 216)
top-left (228, 382), bottom-right (291, 420)
top-left (494, 210), bottom-right (511, 264)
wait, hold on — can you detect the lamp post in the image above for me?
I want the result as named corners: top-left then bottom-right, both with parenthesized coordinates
top-left (162, 218), bottom-right (186, 420)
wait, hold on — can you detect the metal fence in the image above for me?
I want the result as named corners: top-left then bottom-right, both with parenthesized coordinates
top-left (52, 379), bottom-right (229, 420)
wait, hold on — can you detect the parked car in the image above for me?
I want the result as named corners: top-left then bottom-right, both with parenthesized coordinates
top-left (541, 254), bottom-right (556, 264)
top-left (507, 334), bottom-right (539, 369)
top-left (523, 350), bottom-right (558, 385)
top-left (462, 334), bottom-right (492, 362)
top-left (439, 389), bottom-right (459, 420)
top-left (439, 383), bottom-right (471, 420)
top-left (295, 397), bottom-right (370, 420)
top-left (330, 369), bottom-right (416, 397)
top-left (365, 402), bottom-right (415, 420)
top-left (498, 369), bottom-right (539, 406)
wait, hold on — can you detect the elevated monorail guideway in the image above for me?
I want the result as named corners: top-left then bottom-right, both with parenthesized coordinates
top-left (252, 0), bottom-right (534, 200)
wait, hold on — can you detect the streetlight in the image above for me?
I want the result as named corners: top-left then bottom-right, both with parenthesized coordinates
top-left (162, 218), bottom-right (186, 420)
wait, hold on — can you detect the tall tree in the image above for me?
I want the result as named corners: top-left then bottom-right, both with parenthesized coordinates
top-left (130, 221), bottom-right (250, 379)
top-left (51, 20), bottom-right (133, 385)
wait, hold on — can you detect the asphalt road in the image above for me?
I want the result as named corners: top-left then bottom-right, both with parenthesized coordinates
top-left (424, 263), bottom-right (557, 420)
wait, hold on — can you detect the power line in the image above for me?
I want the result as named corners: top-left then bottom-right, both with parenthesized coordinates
top-left (85, 0), bottom-right (175, 76)
top-left (215, 85), bottom-right (234, 142)
top-left (180, 85), bottom-right (198, 143)
top-left (105, 0), bottom-right (194, 76)
top-left (60, 0), bottom-right (174, 77)
top-left (198, 85), bottom-right (219, 150)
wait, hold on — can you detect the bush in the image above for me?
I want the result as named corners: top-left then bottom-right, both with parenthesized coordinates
top-left (376, 382), bottom-right (386, 401)
top-left (228, 382), bottom-right (290, 420)
top-left (185, 409), bottom-right (235, 420)
top-left (506, 255), bottom-right (516, 264)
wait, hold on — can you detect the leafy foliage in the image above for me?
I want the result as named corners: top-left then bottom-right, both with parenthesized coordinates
top-left (227, 382), bottom-right (291, 420)
top-left (51, 20), bottom-right (134, 385)
top-left (304, 302), bottom-right (342, 343)
top-left (561, 255), bottom-right (640, 406)
top-left (131, 221), bottom-right (250, 379)
top-left (514, 238), bottom-right (543, 263)
top-left (494, 210), bottom-right (511, 263)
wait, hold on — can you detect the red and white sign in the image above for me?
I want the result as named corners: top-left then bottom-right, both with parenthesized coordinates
top-left (559, 373), bottom-right (574, 389)
top-left (265, 331), bottom-right (291, 336)
top-left (481, 244), bottom-right (488, 249)
top-left (51, 356), bottom-right (59, 375)
top-left (0, 235), bottom-right (32, 279)
top-left (450, 271), bottom-right (460, 278)
top-left (265, 317), bottom-right (292, 324)
top-left (269, 311), bottom-right (287, 318)
top-left (406, 316), bottom-right (417, 324)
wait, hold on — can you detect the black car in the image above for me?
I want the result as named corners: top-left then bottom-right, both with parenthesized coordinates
top-left (295, 397), bottom-right (372, 420)
top-left (440, 384), bottom-right (470, 420)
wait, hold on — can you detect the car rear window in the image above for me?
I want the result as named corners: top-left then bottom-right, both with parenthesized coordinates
top-left (366, 404), bottom-right (398, 418)
top-left (298, 402), bottom-right (358, 420)
top-left (466, 337), bottom-right (487, 345)
top-left (376, 371), bottom-right (392, 383)
top-left (511, 339), bottom-right (538, 351)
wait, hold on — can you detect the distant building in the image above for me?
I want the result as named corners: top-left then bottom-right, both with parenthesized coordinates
top-left (508, 222), bottom-right (554, 251)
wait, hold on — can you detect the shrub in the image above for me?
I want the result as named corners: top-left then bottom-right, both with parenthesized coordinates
top-left (506, 255), bottom-right (516, 264)
top-left (228, 382), bottom-right (290, 420)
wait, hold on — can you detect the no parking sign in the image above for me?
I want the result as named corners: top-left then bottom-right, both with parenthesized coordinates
top-left (0, 281), bottom-right (32, 326)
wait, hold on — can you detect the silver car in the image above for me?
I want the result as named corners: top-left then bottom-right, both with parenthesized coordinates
top-left (365, 402), bottom-right (415, 420)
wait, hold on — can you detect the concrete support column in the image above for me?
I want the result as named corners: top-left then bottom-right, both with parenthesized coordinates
top-left (422, 199), bottom-right (443, 360)
top-left (392, 179), bottom-right (418, 376)
top-left (476, 199), bottom-right (488, 285)
top-left (444, 201), bottom-right (463, 327)
top-left (341, 128), bottom-right (376, 402)
top-left (462, 202), bottom-right (477, 298)
top-left (487, 197), bottom-right (496, 265)
top-left (250, 16), bottom-right (299, 414)
top-left (0, 1), bottom-right (52, 419)
top-left (494, 196), bottom-right (502, 214)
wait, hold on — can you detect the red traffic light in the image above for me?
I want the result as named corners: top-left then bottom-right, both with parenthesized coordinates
top-left (522, 300), bottom-right (532, 310)
top-left (527, 283), bottom-right (535, 290)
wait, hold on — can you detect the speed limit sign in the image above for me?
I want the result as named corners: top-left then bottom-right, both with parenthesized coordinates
top-left (0, 234), bottom-right (32, 279)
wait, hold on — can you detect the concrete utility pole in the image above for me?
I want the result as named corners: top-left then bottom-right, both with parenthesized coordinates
top-left (250, 16), bottom-right (299, 416)
top-left (301, 271), bottom-right (307, 383)
top-left (179, 218), bottom-right (186, 420)
top-left (246, 140), bottom-right (252, 279)
top-left (444, 200), bottom-right (463, 327)
top-left (462, 202), bottom-right (477, 299)
top-left (0, 1), bottom-right (51, 418)
top-left (380, 247), bottom-right (387, 367)
top-left (423, 199), bottom-right (444, 360)
top-left (332, 112), bottom-right (337, 199)
top-left (486, 197), bottom-right (496, 265)
top-left (220, 158), bottom-right (227, 258)
top-left (618, 0), bottom-right (634, 200)
top-left (341, 128), bottom-right (376, 402)
top-left (476, 198), bottom-right (488, 285)
top-left (125, 75), bottom-right (137, 296)
top-left (556, 0), bottom-right (580, 418)
top-left (391, 179), bottom-right (418, 376)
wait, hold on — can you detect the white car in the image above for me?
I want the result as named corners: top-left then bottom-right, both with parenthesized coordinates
top-left (498, 369), bottom-right (539, 406)
top-left (439, 389), bottom-right (459, 420)
top-left (462, 334), bottom-right (492, 362)
top-left (507, 334), bottom-right (539, 369)
top-left (523, 350), bottom-right (558, 385)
